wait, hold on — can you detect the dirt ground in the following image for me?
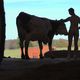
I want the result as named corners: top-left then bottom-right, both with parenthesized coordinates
top-left (0, 58), bottom-right (80, 80)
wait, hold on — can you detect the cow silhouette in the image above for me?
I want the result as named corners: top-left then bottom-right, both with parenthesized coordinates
top-left (16, 12), bottom-right (67, 59)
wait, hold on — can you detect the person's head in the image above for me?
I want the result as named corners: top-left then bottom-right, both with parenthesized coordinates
top-left (68, 8), bottom-right (75, 15)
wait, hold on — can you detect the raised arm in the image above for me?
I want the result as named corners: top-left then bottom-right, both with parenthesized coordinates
top-left (61, 17), bottom-right (70, 22)
top-left (60, 17), bottom-right (70, 23)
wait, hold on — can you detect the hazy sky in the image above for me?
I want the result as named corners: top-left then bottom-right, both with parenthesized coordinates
top-left (4, 0), bottom-right (80, 40)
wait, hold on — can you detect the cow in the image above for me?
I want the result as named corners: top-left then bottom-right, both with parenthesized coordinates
top-left (16, 12), bottom-right (67, 59)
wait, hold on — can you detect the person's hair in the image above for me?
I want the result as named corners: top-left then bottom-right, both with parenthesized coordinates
top-left (68, 8), bottom-right (74, 14)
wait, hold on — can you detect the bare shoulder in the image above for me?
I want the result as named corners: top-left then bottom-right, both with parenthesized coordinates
top-left (75, 15), bottom-right (80, 19)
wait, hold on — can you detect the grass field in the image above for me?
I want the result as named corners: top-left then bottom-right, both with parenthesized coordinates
top-left (4, 47), bottom-right (66, 58)
top-left (4, 49), bottom-right (21, 58)
top-left (4, 46), bottom-right (80, 58)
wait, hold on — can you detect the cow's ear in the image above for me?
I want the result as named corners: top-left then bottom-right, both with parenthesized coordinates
top-left (59, 19), bottom-right (64, 22)
top-left (55, 19), bottom-right (57, 21)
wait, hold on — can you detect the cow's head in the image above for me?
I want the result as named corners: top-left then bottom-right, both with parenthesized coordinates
top-left (53, 20), bottom-right (68, 35)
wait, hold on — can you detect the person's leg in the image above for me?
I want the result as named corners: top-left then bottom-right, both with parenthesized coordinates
top-left (68, 34), bottom-right (73, 51)
top-left (74, 32), bottom-right (79, 51)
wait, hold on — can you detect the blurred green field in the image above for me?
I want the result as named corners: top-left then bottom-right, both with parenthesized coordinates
top-left (4, 47), bottom-right (80, 58)
top-left (4, 48), bottom-right (67, 58)
top-left (4, 49), bottom-right (21, 58)
top-left (4, 39), bottom-right (80, 58)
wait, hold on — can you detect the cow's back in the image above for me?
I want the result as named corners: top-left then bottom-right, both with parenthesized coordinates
top-left (28, 17), bottom-right (52, 34)
top-left (16, 12), bottom-right (32, 30)
top-left (16, 12), bottom-right (53, 43)
top-left (16, 12), bottom-right (32, 40)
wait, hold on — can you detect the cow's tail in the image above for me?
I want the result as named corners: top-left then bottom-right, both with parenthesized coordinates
top-left (16, 15), bottom-right (22, 39)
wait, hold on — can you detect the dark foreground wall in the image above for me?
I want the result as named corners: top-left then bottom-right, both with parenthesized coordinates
top-left (0, 58), bottom-right (80, 80)
top-left (0, 0), bottom-right (6, 62)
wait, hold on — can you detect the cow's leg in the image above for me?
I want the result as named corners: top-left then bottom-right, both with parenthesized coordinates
top-left (48, 39), bottom-right (53, 51)
top-left (48, 35), bottom-right (54, 51)
top-left (38, 41), bottom-right (43, 59)
top-left (19, 40), bottom-right (25, 59)
top-left (25, 41), bottom-right (30, 59)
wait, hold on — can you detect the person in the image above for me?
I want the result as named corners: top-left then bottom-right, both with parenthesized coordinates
top-left (61, 8), bottom-right (80, 51)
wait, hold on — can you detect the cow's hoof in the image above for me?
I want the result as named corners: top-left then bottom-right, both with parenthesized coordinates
top-left (25, 56), bottom-right (30, 60)
top-left (21, 57), bottom-right (25, 59)
top-left (21, 54), bottom-right (25, 59)
top-left (40, 56), bottom-right (44, 59)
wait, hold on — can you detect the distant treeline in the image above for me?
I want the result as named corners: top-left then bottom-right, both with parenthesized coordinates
top-left (5, 39), bottom-right (80, 49)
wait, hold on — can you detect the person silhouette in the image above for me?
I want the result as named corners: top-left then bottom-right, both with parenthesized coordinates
top-left (61, 8), bottom-right (80, 51)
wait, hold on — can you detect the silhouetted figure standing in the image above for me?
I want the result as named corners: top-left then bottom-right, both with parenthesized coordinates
top-left (0, 0), bottom-right (6, 63)
top-left (62, 8), bottom-right (80, 51)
